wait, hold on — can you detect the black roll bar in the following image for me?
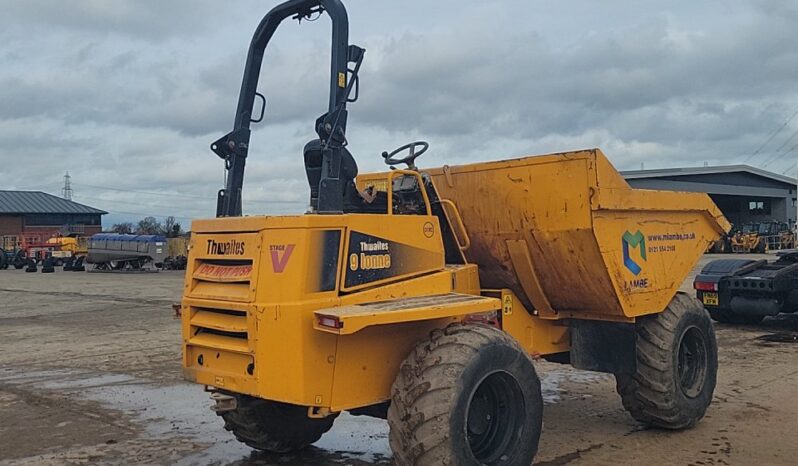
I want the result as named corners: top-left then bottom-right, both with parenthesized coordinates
top-left (212, 0), bottom-right (362, 217)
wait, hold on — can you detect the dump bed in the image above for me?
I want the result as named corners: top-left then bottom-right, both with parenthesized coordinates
top-left (421, 149), bottom-right (729, 320)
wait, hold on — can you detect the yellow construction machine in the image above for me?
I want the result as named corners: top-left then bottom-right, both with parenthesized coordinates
top-left (181, 1), bottom-right (730, 464)
top-left (730, 221), bottom-right (794, 253)
top-left (47, 235), bottom-right (88, 256)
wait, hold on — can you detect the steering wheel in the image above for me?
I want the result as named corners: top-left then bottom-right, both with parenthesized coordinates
top-left (382, 141), bottom-right (429, 170)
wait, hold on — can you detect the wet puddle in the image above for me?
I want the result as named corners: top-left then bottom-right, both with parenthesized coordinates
top-left (0, 366), bottom-right (605, 465)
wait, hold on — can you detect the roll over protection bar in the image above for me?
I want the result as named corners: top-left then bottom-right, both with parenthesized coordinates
top-left (212, 0), bottom-right (364, 216)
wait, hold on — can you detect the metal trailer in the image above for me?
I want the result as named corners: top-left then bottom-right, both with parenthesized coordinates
top-left (694, 253), bottom-right (798, 324)
top-left (87, 233), bottom-right (168, 272)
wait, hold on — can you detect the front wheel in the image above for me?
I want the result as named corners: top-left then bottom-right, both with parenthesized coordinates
top-left (218, 395), bottom-right (336, 453)
top-left (388, 323), bottom-right (542, 466)
top-left (616, 292), bottom-right (717, 429)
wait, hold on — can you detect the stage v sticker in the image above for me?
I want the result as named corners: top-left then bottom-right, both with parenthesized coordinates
top-left (270, 244), bottom-right (295, 273)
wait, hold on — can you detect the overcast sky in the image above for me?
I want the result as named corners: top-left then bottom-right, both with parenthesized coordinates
top-left (1, 0), bottom-right (797, 227)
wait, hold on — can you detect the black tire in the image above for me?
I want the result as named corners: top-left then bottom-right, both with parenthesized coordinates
top-left (616, 292), bottom-right (717, 430)
top-left (219, 395), bottom-right (335, 453)
top-left (388, 323), bottom-right (542, 466)
top-left (709, 240), bottom-right (726, 253)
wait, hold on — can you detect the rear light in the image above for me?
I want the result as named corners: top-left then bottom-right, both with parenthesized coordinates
top-left (694, 281), bottom-right (718, 291)
top-left (317, 315), bottom-right (343, 330)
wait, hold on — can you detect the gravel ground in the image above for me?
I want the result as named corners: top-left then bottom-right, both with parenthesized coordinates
top-left (1, 253), bottom-right (797, 465)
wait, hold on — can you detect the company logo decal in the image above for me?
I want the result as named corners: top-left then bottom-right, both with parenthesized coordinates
top-left (270, 244), bottom-right (295, 273)
top-left (622, 230), bottom-right (646, 276)
top-left (206, 239), bottom-right (245, 255)
top-left (349, 240), bottom-right (391, 271)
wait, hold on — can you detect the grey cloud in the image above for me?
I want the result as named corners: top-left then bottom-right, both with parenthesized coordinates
top-left (2, 0), bottom-right (798, 223)
top-left (2, 0), bottom-right (217, 40)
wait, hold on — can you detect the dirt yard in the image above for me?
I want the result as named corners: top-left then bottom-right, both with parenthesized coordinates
top-left (1, 254), bottom-right (797, 465)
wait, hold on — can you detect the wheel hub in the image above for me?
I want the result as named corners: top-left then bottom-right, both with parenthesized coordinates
top-left (677, 326), bottom-right (708, 398)
top-left (466, 371), bottom-right (524, 463)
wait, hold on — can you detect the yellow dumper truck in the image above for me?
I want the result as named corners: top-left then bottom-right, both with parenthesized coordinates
top-left (181, 1), bottom-right (730, 464)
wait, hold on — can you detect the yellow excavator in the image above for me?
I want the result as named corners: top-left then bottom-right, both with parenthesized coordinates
top-left (181, 1), bottom-right (729, 464)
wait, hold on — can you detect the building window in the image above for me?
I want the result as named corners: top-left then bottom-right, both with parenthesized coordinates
top-left (749, 200), bottom-right (770, 215)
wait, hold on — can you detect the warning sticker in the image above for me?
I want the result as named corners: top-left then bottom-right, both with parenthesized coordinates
top-left (502, 295), bottom-right (513, 315)
top-left (194, 263), bottom-right (252, 282)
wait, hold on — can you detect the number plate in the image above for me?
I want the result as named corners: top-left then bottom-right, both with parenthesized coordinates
top-left (702, 292), bottom-right (719, 306)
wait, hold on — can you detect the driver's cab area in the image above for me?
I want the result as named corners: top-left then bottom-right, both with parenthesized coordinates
top-left (304, 139), bottom-right (466, 264)
top-left (304, 140), bottom-right (431, 216)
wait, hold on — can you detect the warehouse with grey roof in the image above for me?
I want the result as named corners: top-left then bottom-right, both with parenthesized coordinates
top-left (0, 190), bottom-right (106, 239)
top-left (621, 165), bottom-right (797, 228)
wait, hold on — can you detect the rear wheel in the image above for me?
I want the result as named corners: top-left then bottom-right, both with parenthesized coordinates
top-left (616, 292), bottom-right (717, 429)
top-left (219, 395), bottom-right (336, 453)
top-left (388, 324), bottom-right (542, 466)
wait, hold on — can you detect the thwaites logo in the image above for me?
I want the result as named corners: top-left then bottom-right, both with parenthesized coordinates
top-left (206, 239), bottom-right (245, 256)
top-left (349, 240), bottom-right (391, 271)
top-left (270, 244), bottom-right (295, 273)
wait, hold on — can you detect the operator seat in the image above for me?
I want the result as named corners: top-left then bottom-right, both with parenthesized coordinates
top-left (303, 138), bottom-right (358, 202)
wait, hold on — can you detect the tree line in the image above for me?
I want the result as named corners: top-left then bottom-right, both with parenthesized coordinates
top-left (109, 216), bottom-right (184, 238)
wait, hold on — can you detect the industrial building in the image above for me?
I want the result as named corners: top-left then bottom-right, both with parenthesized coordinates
top-left (622, 165), bottom-right (797, 228)
top-left (0, 190), bottom-right (106, 240)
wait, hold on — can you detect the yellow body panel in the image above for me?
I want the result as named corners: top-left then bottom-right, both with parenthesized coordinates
top-left (183, 213), bottom-right (480, 410)
top-left (314, 293), bottom-right (501, 335)
top-left (360, 148), bottom-right (729, 321)
top-left (487, 289), bottom-right (570, 356)
top-left (183, 148), bottom-right (730, 413)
